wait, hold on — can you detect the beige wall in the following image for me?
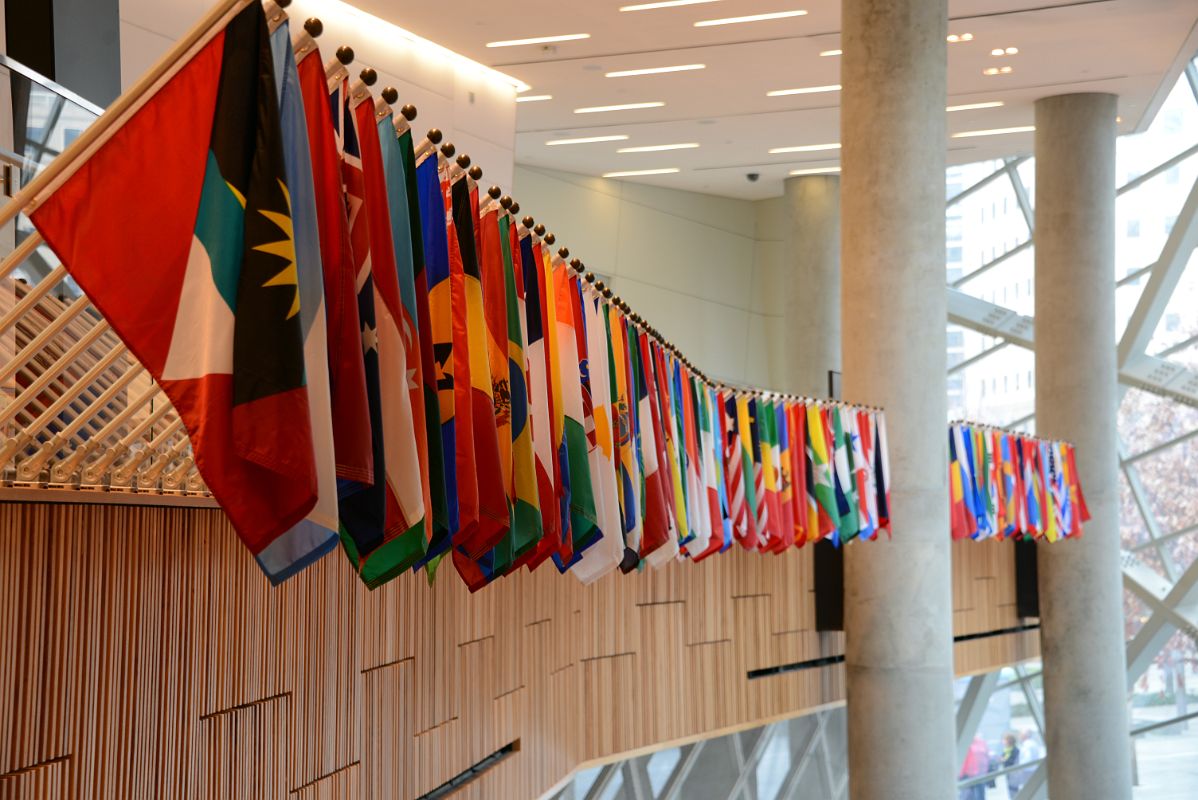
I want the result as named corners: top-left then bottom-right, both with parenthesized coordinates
top-left (513, 165), bottom-right (795, 390)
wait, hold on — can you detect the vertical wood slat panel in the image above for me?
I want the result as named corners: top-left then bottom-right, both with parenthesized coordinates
top-left (0, 502), bottom-right (1035, 799)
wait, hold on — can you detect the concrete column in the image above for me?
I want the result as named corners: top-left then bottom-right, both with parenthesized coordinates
top-left (840, 2), bottom-right (956, 799)
top-left (783, 175), bottom-right (841, 396)
top-left (1034, 92), bottom-right (1131, 800)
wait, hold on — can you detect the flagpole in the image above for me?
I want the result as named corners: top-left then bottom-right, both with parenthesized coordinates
top-left (0, 0), bottom-right (252, 228)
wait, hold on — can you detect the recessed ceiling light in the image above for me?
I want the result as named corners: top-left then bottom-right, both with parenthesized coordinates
top-left (606, 64), bottom-right (706, 78)
top-left (603, 168), bottom-right (681, 177)
top-left (1116, 115), bottom-right (1123, 123)
top-left (486, 33), bottom-right (590, 48)
top-left (819, 49), bottom-right (842, 57)
top-left (982, 66), bottom-right (1014, 76)
top-left (694, 10), bottom-right (807, 27)
top-left (990, 46), bottom-right (1019, 56)
top-left (789, 166), bottom-right (840, 176)
top-left (766, 84), bottom-right (841, 97)
top-left (516, 94), bottom-right (553, 103)
top-left (617, 143), bottom-right (700, 153)
top-left (768, 143), bottom-right (841, 154)
top-left (946, 33), bottom-right (974, 43)
top-left (620, 0), bottom-right (723, 10)
top-left (546, 135), bottom-right (631, 146)
top-left (947, 101), bottom-right (1005, 112)
top-left (574, 101), bottom-right (665, 114)
top-left (951, 125), bottom-right (1035, 139)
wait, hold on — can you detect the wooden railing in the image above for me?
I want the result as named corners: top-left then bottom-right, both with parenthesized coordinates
top-left (0, 53), bottom-right (210, 500)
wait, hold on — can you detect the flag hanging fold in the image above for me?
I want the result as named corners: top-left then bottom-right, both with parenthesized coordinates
top-left (350, 86), bottom-right (427, 585)
top-left (449, 177), bottom-right (510, 558)
top-left (415, 153), bottom-right (463, 565)
top-left (397, 126), bottom-right (450, 546)
top-left (296, 43), bottom-right (373, 501)
top-left (266, 21), bottom-right (339, 579)
top-left (571, 289), bottom-right (623, 583)
top-left (495, 209), bottom-right (543, 569)
top-left (328, 76), bottom-right (389, 568)
top-left (517, 231), bottom-right (561, 571)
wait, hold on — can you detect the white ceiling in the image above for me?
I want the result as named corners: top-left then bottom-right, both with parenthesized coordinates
top-left (350, 0), bottom-right (1198, 199)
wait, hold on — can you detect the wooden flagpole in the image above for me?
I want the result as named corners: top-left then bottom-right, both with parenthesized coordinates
top-left (0, 0), bottom-right (251, 228)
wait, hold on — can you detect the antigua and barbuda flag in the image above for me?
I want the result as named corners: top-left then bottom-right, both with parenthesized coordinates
top-left (32, 4), bottom-right (323, 582)
top-left (267, 21), bottom-right (340, 578)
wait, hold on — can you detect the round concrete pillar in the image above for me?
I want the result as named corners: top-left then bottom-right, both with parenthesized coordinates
top-left (840, 1), bottom-right (956, 798)
top-left (1034, 91), bottom-right (1131, 800)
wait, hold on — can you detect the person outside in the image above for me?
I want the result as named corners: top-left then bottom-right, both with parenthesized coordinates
top-left (1001, 732), bottom-right (1020, 798)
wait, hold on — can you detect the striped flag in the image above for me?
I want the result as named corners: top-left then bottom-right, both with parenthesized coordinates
top-left (571, 289), bottom-right (624, 582)
top-left (329, 77), bottom-right (388, 567)
top-left (350, 86), bottom-right (426, 583)
top-left (499, 211), bottom-right (542, 566)
top-left (414, 153), bottom-right (462, 563)
top-left (449, 177), bottom-right (510, 558)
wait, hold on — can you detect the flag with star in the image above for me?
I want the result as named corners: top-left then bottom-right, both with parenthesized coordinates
top-left (328, 76), bottom-right (388, 569)
top-left (30, 3), bottom-right (318, 580)
top-left (350, 87), bottom-right (426, 586)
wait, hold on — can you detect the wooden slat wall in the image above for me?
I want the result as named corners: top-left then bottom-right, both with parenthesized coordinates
top-left (0, 503), bottom-right (1037, 799)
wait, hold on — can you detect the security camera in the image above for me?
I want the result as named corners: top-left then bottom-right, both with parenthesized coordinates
top-left (746, 172), bottom-right (760, 182)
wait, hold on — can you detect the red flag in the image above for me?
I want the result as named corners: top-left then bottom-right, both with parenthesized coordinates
top-left (351, 91), bottom-right (426, 576)
top-left (30, 5), bottom-right (316, 572)
top-left (450, 178), bottom-right (510, 558)
top-left (789, 403), bottom-right (809, 547)
top-left (296, 47), bottom-right (372, 488)
top-left (516, 231), bottom-right (562, 571)
top-left (442, 172), bottom-right (481, 548)
top-left (637, 330), bottom-right (671, 558)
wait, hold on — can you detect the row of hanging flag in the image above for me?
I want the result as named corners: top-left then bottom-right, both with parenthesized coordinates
top-left (24, 1), bottom-right (1084, 593)
top-left (949, 423), bottom-right (1089, 542)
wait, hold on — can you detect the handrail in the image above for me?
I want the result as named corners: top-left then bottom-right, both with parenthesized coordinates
top-left (0, 53), bottom-right (105, 116)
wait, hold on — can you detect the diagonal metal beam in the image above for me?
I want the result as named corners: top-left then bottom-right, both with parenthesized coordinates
top-left (948, 340), bottom-right (1010, 375)
top-left (956, 672), bottom-right (1001, 768)
top-left (1120, 443), bottom-right (1180, 581)
top-left (950, 239), bottom-right (1033, 289)
top-left (776, 713), bottom-right (828, 800)
top-left (1124, 556), bottom-right (1198, 686)
top-left (623, 761), bottom-right (649, 800)
top-left (1014, 665), bottom-right (1046, 734)
top-left (1118, 142), bottom-right (1198, 197)
top-left (1007, 159), bottom-right (1035, 232)
top-left (1013, 761), bottom-right (1048, 800)
top-left (1117, 260), bottom-right (1156, 288)
top-left (948, 156), bottom-right (1028, 208)
top-left (1129, 520), bottom-right (1198, 552)
top-left (1118, 174), bottom-right (1198, 368)
top-left (948, 288), bottom-right (1198, 407)
top-left (1123, 426), bottom-right (1198, 466)
top-left (727, 725), bottom-right (778, 800)
top-left (584, 764), bottom-right (620, 800)
top-left (1157, 330), bottom-right (1198, 359)
top-left (660, 741), bottom-right (706, 800)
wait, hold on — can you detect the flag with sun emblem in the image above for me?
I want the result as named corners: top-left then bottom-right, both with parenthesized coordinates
top-left (29, 3), bottom-right (318, 580)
